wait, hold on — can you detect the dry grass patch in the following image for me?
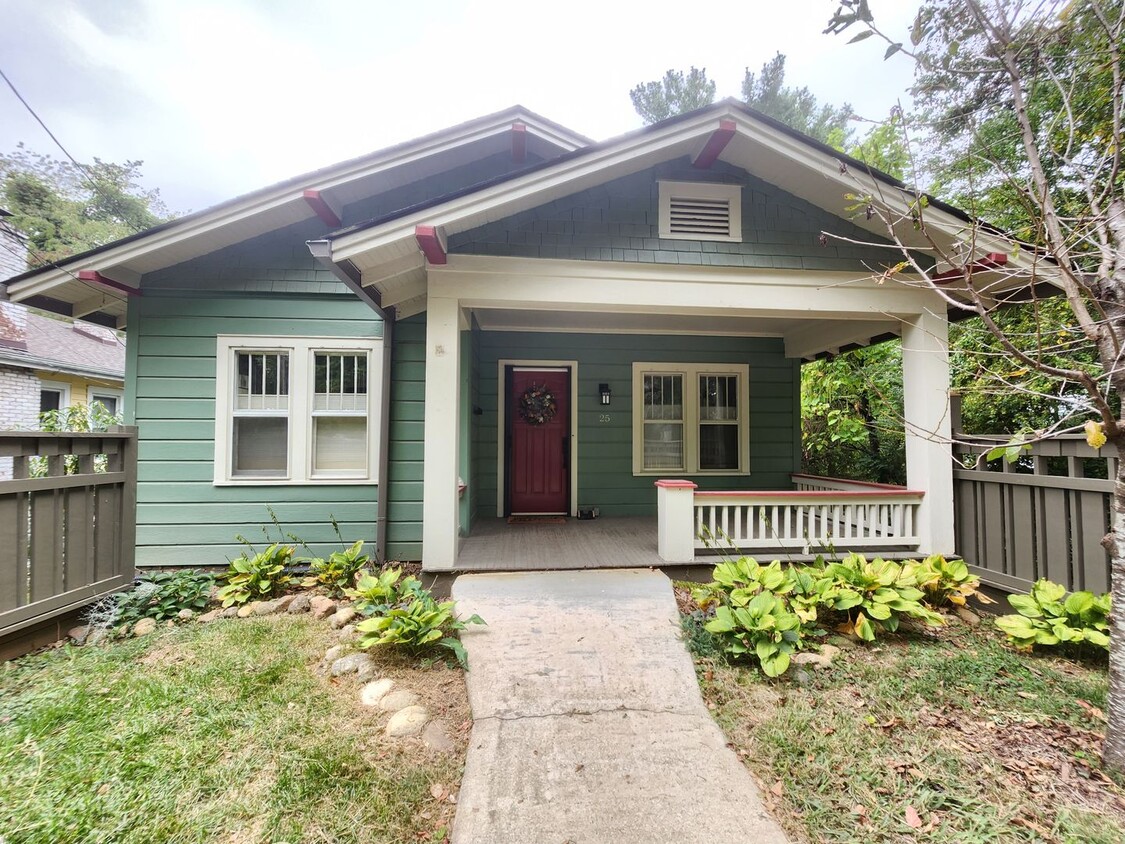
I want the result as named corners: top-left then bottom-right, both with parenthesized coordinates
top-left (0, 613), bottom-right (469, 844)
top-left (686, 603), bottom-right (1122, 843)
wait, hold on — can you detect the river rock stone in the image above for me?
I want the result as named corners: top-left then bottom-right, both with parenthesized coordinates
top-left (237, 604), bottom-right (257, 618)
top-left (221, 606), bottom-right (240, 619)
top-left (337, 623), bottom-right (358, 643)
top-left (421, 720), bottom-right (455, 753)
top-left (360, 679), bottom-right (396, 707)
top-left (177, 609), bottom-right (195, 622)
top-left (252, 600), bottom-right (280, 616)
top-left (329, 607), bottom-right (357, 629)
top-left (67, 625), bottom-right (90, 645)
top-left (386, 705), bottom-right (430, 737)
top-left (379, 689), bottom-right (420, 712)
top-left (287, 593), bottom-right (311, 613)
top-left (198, 609), bottom-right (222, 623)
top-left (330, 652), bottom-right (376, 678)
top-left (955, 606), bottom-right (981, 627)
top-left (133, 618), bottom-right (157, 637)
top-left (322, 644), bottom-right (347, 667)
top-left (791, 644), bottom-right (839, 671)
top-left (310, 596), bottom-right (336, 620)
top-left (275, 594), bottom-right (296, 612)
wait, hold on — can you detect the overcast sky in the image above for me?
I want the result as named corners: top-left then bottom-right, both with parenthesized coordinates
top-left (0, 0), bottom-right (919, 214)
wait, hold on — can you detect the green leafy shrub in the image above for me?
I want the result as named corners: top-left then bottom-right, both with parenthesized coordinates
top-left (114, 570), bottom-right (215, 626)
top-left (995, 579), bottom-right (1111, 652)
top-left (355, 592), bottom-right (485, 668)
top-left (216, 543), bottom-right (294, 607)
top-left (302, 539), bottom-right (371, 596)
top-left (908, 554), bottom-right (993, 608)
top-left (704, 592), bottom-right (803, 677)
top-left (346, 567), bottom-right (425, 615)
top-left (821, 553), bottom-right (943, 641)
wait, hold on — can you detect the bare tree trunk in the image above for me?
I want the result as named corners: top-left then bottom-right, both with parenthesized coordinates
top-left (1106, 448), bottom-right (1125, 770)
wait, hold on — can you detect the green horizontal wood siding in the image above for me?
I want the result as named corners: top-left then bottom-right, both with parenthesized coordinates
top-left (385, 314), bottom-right (427, 560)
top-left (129, 269), bottom-right (383, 565)
top-left (470, 330), bottom-right (800, 521)
top-left (447, 158), bottom-right (932, 272)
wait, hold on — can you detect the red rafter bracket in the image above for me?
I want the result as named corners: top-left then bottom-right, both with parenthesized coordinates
top-left (931, 252), bottom-right (1008, 284)
top-left (511, 122), bottom-right (527, 164)
top-left (77, 270), bottom-right (141, 296)
top-left (302, 189), bottom-right (342, 227)
top-left (415, 225), bottom-right (447, 265)
top-left (693, 119), bottom-right (737, 169)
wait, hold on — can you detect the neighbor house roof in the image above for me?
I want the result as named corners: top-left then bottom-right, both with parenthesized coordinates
top-left (0, 301), bottom-right (125, 380)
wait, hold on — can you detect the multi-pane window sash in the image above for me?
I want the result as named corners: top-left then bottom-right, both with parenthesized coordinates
top-left (632, 363), bottom-right (749, 476)
top-left (214, 336), bottom-right (382, 485)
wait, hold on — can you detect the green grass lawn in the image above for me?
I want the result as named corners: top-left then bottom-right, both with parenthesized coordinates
top-left (684, 604), bottom-right (1124, 843)
top-left (0, 615), bottom-right (468, 844)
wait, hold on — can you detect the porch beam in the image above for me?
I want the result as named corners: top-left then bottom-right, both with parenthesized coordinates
top-left (421, 295), bottom-right (462, 570)
top-left (783, 319), bottom-right (896, 360)
top-left (901, 309), bottom-right (955, 555)
top-left (302, 190), bottom-right (342, 227)
top-left (415, 225), bottom-right (447, 265)
top-left (692, 119), bottom-right (736, 169)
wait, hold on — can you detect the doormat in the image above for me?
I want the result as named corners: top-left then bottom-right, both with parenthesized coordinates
top-left (507, 515), bottom-right (567, 525)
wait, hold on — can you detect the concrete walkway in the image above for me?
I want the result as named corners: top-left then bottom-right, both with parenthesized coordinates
top-left (450, 569), bottom-right (790, 844)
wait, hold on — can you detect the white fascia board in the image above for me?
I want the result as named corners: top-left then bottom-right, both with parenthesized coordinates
top-left (329, 113), bottom-right (728, 262)
top-left (6, 112), bottom-right (583, 303)
top-left (784, 319), bottom-right (897, 360)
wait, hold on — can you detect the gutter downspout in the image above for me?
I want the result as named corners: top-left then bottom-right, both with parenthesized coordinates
top-left (307, 239), bottom-right (395, 564)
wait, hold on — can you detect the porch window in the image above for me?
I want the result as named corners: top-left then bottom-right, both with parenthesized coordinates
top-left (633, 363), bottom-right (749, 475)
top-left (214, 335), bottom-right (382, 485)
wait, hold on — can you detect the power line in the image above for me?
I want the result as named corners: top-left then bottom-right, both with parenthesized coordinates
top-left (0, 65), bottom-right (100, 193)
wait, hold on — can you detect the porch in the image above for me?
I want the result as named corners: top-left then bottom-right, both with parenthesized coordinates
top-left (455, 474), bottom-right (925, 571)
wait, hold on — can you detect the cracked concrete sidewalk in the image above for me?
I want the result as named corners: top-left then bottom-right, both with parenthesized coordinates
top-left (450, 568), bottom-right (790, 844)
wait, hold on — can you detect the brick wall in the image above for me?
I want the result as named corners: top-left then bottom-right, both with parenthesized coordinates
top-left (0, 364), bottom-right (41, 479)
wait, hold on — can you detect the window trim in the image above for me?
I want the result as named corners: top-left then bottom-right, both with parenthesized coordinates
top-left (657, 180), bottom-right (742, 243)
top-left (39, 380), bottom-right (71, 414)
top-left (214, 335), bottom-right (382, 486)
top-left (631, 362), bottom-right (750, 476)
top-left (87, 387), bottom-right (124, 417)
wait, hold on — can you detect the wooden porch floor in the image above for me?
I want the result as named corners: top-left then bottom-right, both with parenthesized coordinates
top-left (456, 517), bottom-right (667, 571)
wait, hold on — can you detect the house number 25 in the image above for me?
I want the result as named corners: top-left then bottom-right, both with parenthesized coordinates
top-left (599, 414), bottom-right (612, 423)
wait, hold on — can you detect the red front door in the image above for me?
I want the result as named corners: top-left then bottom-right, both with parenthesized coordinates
top-left (508, 368), bottom-right (570, 514)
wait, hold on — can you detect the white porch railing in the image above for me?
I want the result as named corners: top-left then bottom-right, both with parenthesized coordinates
top-left (655, 475), bottom-right (924, 563)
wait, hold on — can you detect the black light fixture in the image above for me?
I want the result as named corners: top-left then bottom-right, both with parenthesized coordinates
top-left (599, 383), bottom-right (611, 405)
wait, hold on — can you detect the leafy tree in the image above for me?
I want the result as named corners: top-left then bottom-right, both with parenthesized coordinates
top-left (826, 0), bottom-right (1125, 770)
top-left (0, 144), bottom-right (171, 268)
top-left (629, 67), bottom-right (717, 124)
top-left (742, 53), bottom-right (855, 148)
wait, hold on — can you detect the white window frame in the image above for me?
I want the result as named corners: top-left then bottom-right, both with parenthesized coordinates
top-left (657, 180), bottom-right (742, 242)
top-left (214, 335), bottom-right (382, 485)
top-left (631, 362), bottom-right (750, 476)
top-left (87, 387), bottom-right (124, 419)
top-left (39, 380), bottom-right (71, 413)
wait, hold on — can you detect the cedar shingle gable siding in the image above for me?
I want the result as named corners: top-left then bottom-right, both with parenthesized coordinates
top-left (447, 158), bottom-right (922, 272)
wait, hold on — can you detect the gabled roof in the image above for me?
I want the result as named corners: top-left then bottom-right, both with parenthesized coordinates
top-left (2, 106), bottom-right (589, 327)
top-left (318, 99), bottom-right (1041, 319)
top-left (0, 301), bottom-right (125, 380)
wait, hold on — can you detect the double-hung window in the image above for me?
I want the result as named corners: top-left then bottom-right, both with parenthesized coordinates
top-left (215, 336), bottom-right (381, 484)
top-left (632, 362), bottom-right (749, 475)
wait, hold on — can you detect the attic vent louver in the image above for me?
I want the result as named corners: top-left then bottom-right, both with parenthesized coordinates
top-left (659, 181), bottom-right (742, 243)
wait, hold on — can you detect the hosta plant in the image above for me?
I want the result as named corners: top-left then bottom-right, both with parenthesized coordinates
top-left (216, 543), bottom-right (294, 607)
top-left (704, 591), bottom-right (803, 677)
top-left (994, 579), bottom-right (1111, 652)
top-left (822, 553), bottom-right (943, 641)
top-left (302, 539), bottom-right (371, 596)
top-left (115, 570), bottom-right (215, 626)
top-left (692, 557), bottom-right (792, 610)
top-left (355, 593), bottom-right (485, 668)
top-left (908, 554), bottom-right (993, 608)
top-left (346, 567), bottom-right (425, 615)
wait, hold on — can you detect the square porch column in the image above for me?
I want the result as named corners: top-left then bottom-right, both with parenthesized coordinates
top-left (421, 296), bottom-right (462, 570)
top-left (901, 308), bottom-right (955, 555)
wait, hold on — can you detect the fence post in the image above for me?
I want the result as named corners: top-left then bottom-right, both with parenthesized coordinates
top-left (655, 479), bottom-right (697, 563)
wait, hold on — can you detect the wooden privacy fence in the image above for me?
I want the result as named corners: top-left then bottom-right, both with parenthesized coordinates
top-left (954, 434), bottom-right (1114, 594)
top-left (0, 429), bottom-right (137, 639)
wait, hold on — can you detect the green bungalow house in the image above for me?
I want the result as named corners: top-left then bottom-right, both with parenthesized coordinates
top-left (0, 102), bottom-right (1039, 572)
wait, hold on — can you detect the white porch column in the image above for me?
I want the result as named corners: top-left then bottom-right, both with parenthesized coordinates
top-left (901, 308), bottom-right (955, 555)
top-left (421, 296), bottom-right (462, 570)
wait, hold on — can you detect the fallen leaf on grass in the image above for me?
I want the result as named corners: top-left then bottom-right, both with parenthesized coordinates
top-left (1077, 699), bottom-right (1106, 720)
top-left (430, 783), bottom-right (447, 801)
top-left (770, 780), bottom-right (784, 797)
top-left (905, 806), bottom-right (923, 829)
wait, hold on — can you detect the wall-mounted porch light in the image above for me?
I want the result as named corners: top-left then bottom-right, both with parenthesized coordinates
top-left (599, 383), bottom-right (611, 406)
